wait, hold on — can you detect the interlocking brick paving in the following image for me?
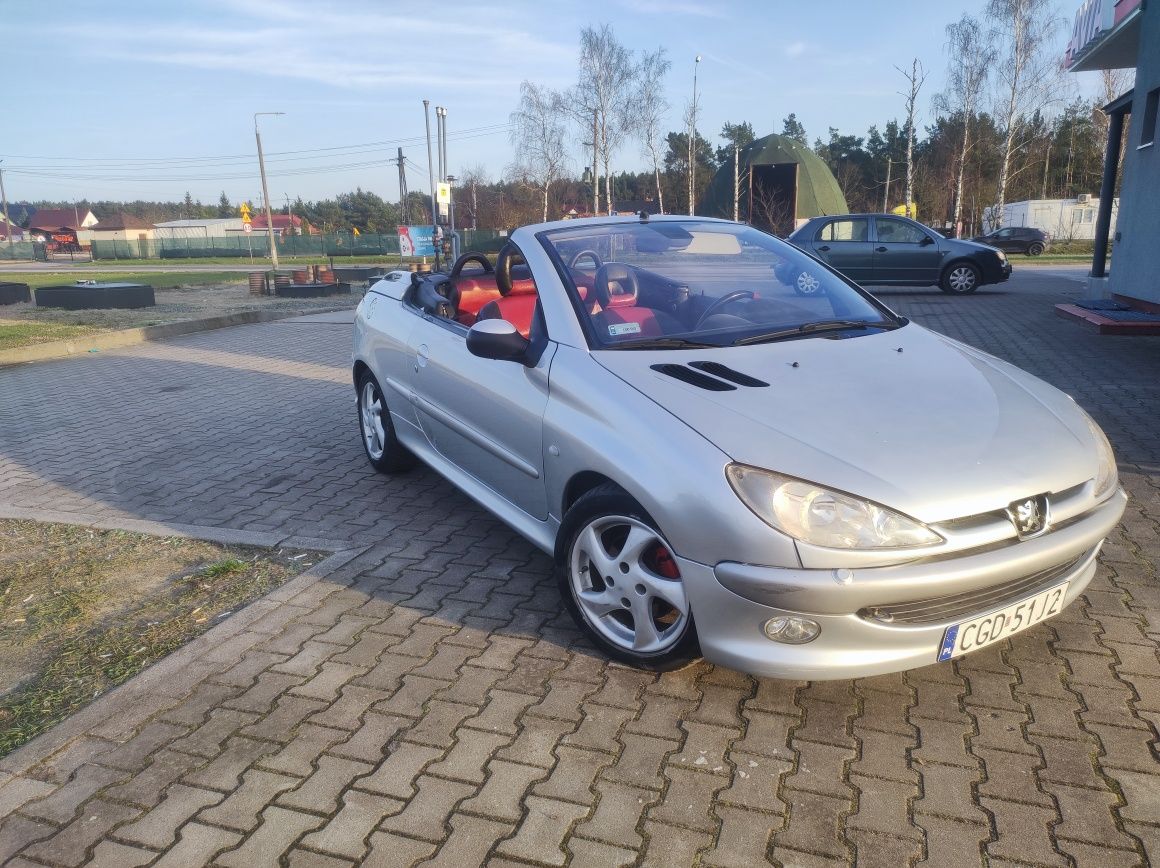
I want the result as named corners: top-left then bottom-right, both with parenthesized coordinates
top-left (0, 267), bottom-right (1157, 865)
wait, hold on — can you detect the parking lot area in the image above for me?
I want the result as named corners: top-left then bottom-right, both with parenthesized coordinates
top-left (0, 265), bottom-right (1157, 866)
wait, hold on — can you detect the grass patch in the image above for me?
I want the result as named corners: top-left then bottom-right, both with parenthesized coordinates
top-left (0, 319), bottom-right (101, 351)
top-left (0, 520), bottom-right (320, 755)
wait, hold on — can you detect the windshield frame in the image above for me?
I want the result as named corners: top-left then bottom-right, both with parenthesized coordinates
top-left (536, 217), bottom-right (903, 352)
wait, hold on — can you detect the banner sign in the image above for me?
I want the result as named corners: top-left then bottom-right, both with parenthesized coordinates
top-left (398, 225), bottom-right (436, 257)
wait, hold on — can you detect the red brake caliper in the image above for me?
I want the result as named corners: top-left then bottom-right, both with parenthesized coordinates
top-left (650, 544), bottom-right (680, 579)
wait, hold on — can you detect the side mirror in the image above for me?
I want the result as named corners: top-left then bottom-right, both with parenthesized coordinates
top-left (467, 319), bottom-right (530, 364)
top-left (919, 235), bottom-right (935, 246)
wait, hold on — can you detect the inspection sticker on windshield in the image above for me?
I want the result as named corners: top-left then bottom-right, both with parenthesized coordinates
top-left (608, 322), bottom-right (642, 336)
top-left (937, 581), bottom-right (1069, 662)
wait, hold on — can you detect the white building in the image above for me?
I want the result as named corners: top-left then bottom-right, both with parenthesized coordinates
top-left (982, 197), bottom-right (1118, 240)
top-left (152, 218), bottom-right (245, 239)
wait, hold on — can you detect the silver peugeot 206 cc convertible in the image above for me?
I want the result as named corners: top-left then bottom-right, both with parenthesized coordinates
top-left (351, 215), bottom-right (1125, 679)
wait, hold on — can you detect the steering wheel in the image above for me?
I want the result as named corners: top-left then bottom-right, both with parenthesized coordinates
top-left (569, 249), bottom-right (604, 270)
top-left (449, 252), bottom-right (493, 280)
top-left (593, 263), bottom-right (639, 309)
top-left (695, 290), bottom-right (756, 329)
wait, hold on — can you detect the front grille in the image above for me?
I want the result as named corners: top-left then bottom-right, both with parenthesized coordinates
top-left (859, 551), bottom-right (1091, 626)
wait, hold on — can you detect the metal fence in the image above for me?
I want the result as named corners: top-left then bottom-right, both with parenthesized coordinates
top-left (91, 230), bottom-right (509, 261)
top-left (0, 242), bottom-right (47, 261)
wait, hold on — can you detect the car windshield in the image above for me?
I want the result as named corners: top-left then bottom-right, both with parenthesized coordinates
top-left (539, 220), bottom-right (897, 349)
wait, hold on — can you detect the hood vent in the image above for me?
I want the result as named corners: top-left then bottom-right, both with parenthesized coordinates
top-left (650, 361), bottom-right (771, 392)
top-left (651, 364), bottom-right (736, 391)
top-left (688, 361), bottom-right (769, 388)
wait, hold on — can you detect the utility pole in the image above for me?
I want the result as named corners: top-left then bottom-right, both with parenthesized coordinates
top-left (0, 161), bottom-right (13, 250)
top-left (470, 178), bottom-right (478, 230)
top-left (882, 159), bottom-right (894, 213)
top-left (423, 100), bottom-right (438, 270)
top-left (254, 111), bottom-right (285, 271)
top-left (689, 54), bottom-right (701, 216)
top-left (591, 110), bottom-right (599, 216)
top-left (733, 145), bottom-right (740, 222)
top-left (396, 147), bottom-right (408, 224)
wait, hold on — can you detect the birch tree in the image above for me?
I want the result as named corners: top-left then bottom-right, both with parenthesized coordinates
top-left (574, 24), bottom-right (636, 215)
top-left (635, 47), bottom-right (671, 213)
top-left (896, 58), bottom-right (927, 218)
top-left (987, 0), bottom-right (1061, 227)
top-left (510, 82), bottom-right (569, 222)
top-left (935, 14), bottom-right (993, 236)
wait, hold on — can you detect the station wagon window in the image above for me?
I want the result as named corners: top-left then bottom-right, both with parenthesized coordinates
top-left (817, 218), bottom-right (868, 242)
top-left (876, 218), bottom-right (928, 244)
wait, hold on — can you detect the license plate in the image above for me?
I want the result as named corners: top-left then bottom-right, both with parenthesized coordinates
top-left (937, 581), bottom-right (1070, 662)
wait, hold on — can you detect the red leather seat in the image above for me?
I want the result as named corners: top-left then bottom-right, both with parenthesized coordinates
top-left (594, 292), bottom-right (666, 337)
top-left (477, 278), bottom-right (537, 337)
top-left (454, 274), bottom-right (502, 326)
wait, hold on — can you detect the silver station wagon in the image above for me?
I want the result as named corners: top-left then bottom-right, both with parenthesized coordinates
top-left (352, 215), bottom-right (1125, 679)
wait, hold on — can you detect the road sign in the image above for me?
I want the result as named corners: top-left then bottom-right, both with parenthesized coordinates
top-left (243, 223), bottom-right (252, 233)
top-left (436, 182), bottom-right (451, 205)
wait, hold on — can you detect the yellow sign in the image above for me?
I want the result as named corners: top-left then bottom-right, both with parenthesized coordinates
top-left (239, 203), bottom-right (252, 224)
top-left (436, 182), bottom-right (451, 205)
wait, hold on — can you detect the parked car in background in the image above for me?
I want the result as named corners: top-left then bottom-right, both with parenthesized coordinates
top-left (352, 215), bottom-right (1123, 679)
top-left (973, 226), bottom-right (1050, 256)
top-left (786, 214), bottom-right (1012, 294)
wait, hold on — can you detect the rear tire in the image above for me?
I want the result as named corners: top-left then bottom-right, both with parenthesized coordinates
top-left (556, 484), bottom-right (699, 671)
top-left (356, 370), bottom-right (415, 474)
top-left (941, 262), bottom-right (982, 294)
top-left (1027, 242), bottom-right (1044, 256)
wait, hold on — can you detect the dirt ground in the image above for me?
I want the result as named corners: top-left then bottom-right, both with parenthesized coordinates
top-left (0, 280), bottom-right (362, 349)
top-left (0, 520), bottom-right (319, 754)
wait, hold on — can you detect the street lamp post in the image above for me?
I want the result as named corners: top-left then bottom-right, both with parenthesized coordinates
top-left (254, 112), bottom-right (284, 271)
top-left (688, 55), bottom-right (701, 216)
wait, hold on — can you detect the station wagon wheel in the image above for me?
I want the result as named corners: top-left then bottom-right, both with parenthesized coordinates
top-left (941, 262), bottom-right (981, 295)
top-left (1028, 241), bottom-right (1044, 256)
top-left (356, 370), bottom-right (415, 474)
top-left (557, 486), bottom-right (698, 670)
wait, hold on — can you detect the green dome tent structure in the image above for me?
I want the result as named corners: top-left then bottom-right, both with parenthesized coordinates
top-left (700, 133), bottom-right (848, 235)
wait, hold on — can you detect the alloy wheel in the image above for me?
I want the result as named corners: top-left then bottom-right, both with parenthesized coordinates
top-left (569, 515), bottom-right (689, 654)
top-left (796, 271), bottom-right (821, 295)
top-left (360, 381), bottom-right (386, 461)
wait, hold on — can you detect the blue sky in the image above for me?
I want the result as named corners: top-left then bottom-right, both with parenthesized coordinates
top-left (1, 0), bottom-right (1100, 206)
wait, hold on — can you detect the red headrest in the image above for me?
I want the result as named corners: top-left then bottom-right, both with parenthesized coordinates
top-left (507, 278), bottom-right (537, 296)
top-left (605, 291), bottom-right (636, 308)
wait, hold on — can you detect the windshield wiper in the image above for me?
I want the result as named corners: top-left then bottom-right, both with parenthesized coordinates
top-left (606, 336), bottom-right (720, 350)
top-left (733, 319), bottom-right (898, 346)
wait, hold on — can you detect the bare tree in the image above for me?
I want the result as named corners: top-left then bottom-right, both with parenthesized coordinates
top-left (456, 164), bottom-right (489, 230)
top-left (635, 47), bottom-right (671, 213)
top-left (987, 0), bottom-right (1061, 227)
top-left (1096, 67), bottom-right (1135, 169)
top-left (510, 82), bottom-right (569, 222)
top-left (896, 58), bottom-right (928, 218)
top-left (935, 14), bottom-right (993, 236)
top-left (574, 24), bottom-right (637, 215)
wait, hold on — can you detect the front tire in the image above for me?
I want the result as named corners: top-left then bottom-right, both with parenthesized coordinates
top-left (356, 371), bottom-right (415, 473)
top-left (941, 262), bottom-right (982, 294)
top-left (556, 485), bottom-right (698, 670)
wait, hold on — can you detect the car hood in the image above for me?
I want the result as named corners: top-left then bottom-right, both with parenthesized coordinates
top-left (594, 324), bottom-right (1096, 523)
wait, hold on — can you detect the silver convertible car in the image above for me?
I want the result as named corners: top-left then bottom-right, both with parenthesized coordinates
top-left (352, 216), bottom-right (1125, 679)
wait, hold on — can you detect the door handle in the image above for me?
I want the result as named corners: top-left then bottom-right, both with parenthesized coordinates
top-left (875, 246), bottom-right (888, 252)
top-left (817, 245), bottom-right (831, 252)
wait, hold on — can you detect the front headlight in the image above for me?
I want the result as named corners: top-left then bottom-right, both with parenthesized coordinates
top-left (1083, 413), bottom-right (1118, 499)
top-left (725, 465), bottom-right (943, 550)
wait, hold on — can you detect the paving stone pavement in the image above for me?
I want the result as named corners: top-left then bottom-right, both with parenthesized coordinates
top-left (1, 267), bottom-right (1157, 866)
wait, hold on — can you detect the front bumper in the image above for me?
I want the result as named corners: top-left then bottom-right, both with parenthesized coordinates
top-left (682, 488), bottom-right (1126, 680)
top-left (988, 257), bottom-right (1013, 283)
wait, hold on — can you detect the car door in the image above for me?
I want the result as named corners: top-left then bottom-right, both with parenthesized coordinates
top-left (403, 284), bottom-right (554, 520)
top-left (809, 217), bottom-right (874, 282)
top-left (872, 217), bottom-right (945, 284)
